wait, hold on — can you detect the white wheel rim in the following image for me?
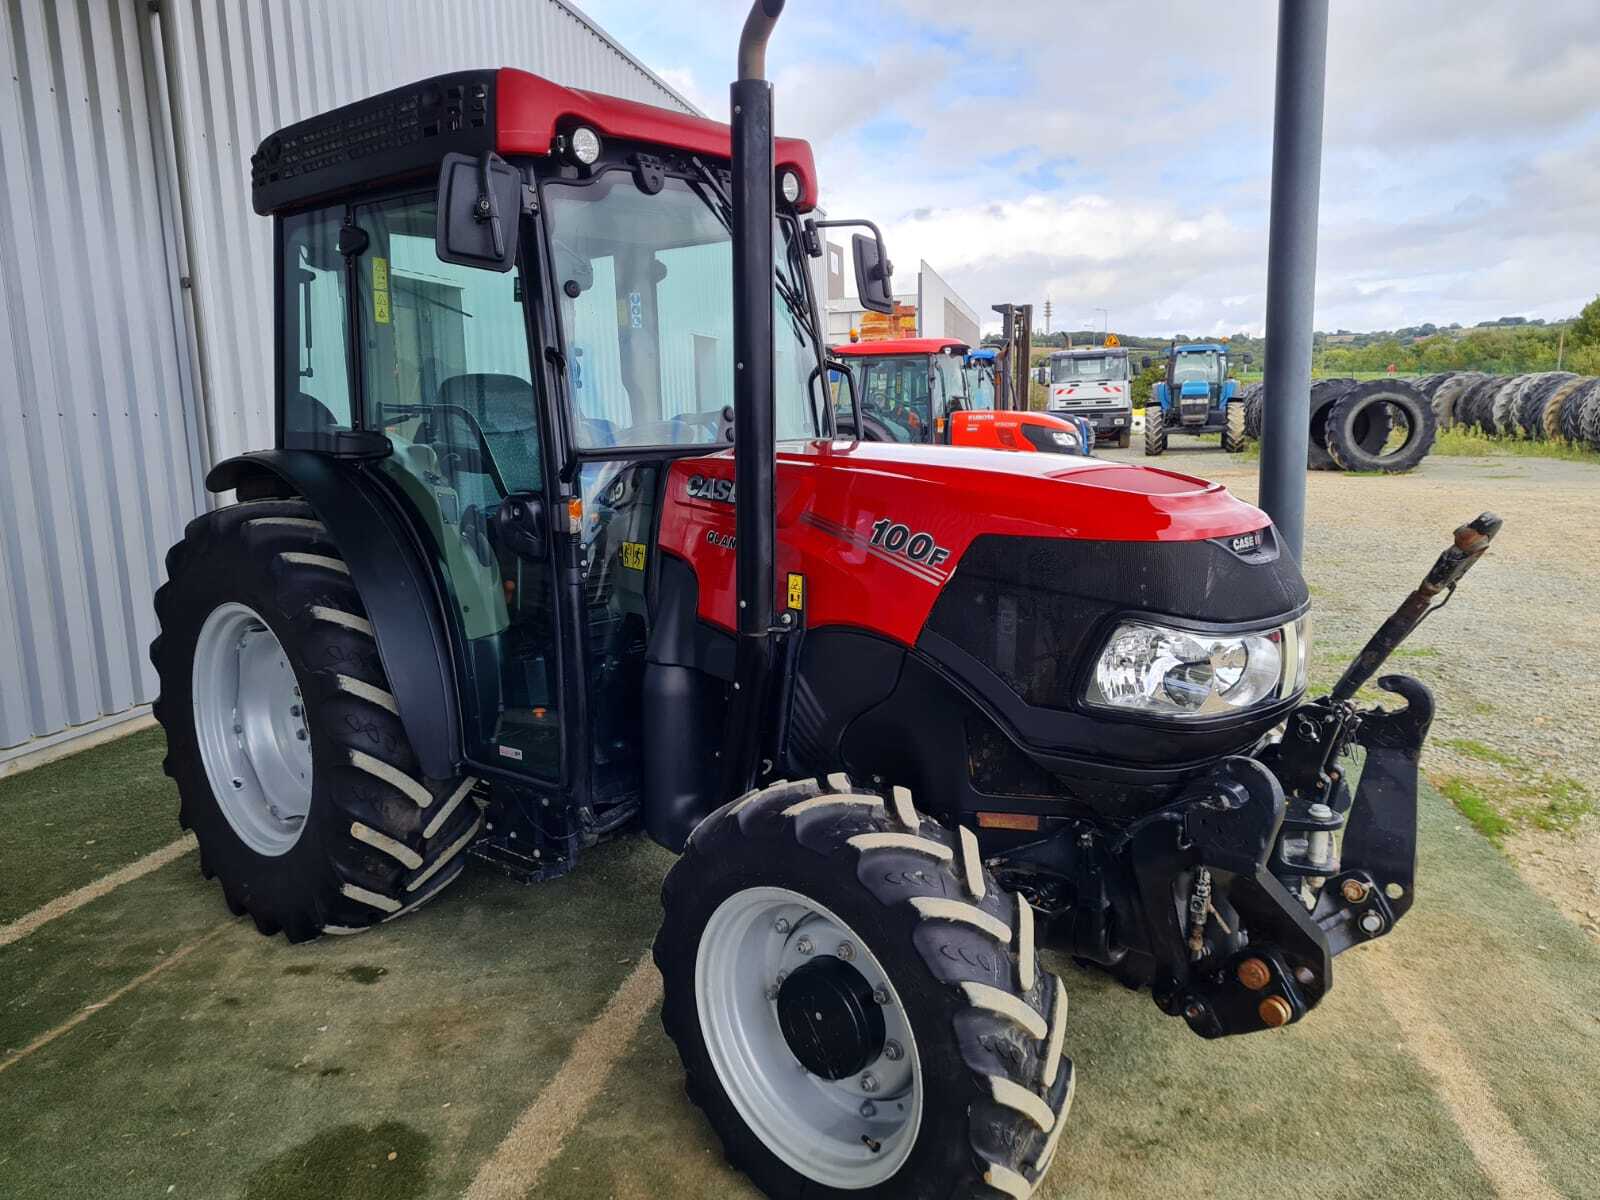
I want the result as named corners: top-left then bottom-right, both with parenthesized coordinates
top-left (192, 602), bottom-right (313, 856)
top-left (696, 885), bottom-right (923, 1189)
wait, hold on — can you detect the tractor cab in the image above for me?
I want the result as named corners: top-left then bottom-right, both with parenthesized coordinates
top-left (830, 336), bottom-right (970, 442)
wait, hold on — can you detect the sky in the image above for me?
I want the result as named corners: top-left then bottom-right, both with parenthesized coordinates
top-left (577, 1), bottom-right (1600, 338)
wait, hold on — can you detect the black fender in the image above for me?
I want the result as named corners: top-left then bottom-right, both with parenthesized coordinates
top-left (207, 451), bottom-right (462, 779)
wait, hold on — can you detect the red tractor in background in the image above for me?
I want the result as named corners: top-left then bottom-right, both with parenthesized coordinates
top-left (147, 2), bottom-right (1499, 1197)
top-left (833, 336), bottom-right (1094, 453)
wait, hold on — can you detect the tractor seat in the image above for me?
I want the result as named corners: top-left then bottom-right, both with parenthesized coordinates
top-left (438, 373), bottom-right (542, 493)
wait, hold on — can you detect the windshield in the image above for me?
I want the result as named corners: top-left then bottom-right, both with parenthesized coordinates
top-left (544, 170), bottom-right (822, 451)
top-left (1051, 354), bottom-right (1126, 383)
top-left (850, 355), bottom-right (933, 440)
top-left (1172, 351), bottom-right (1222, 385)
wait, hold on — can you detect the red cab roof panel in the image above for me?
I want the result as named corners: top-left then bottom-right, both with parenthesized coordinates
top-left (831, 337), bottom-right (970, 357)
top-left (496, 68), bottom-right (817, 210)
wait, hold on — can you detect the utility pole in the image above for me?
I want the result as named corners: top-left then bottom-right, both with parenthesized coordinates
top-left (1043, 297), bottom-right (1052, 336)
top-left (1258, 0), bottom-right (1329, 566)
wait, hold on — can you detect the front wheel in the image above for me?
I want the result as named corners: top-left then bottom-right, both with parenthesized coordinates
top-left (1221, 400), bottom-right (1247, 453)
top-left (1143, 404), bottom-right (1166, 455)
top-left (656, 775), bottom-right (1074, 1199)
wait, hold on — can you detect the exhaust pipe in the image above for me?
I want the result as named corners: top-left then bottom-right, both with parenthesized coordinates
top-left (721, 0), bottom-right (785, 800)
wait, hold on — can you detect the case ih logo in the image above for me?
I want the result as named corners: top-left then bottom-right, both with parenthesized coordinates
top-left (1231, 531), bottom-right (1262, 553)
top-left (686, 475), bottom-right (735, 504)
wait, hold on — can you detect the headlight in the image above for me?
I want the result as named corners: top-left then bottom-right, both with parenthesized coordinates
top-left (1048, 431), bottom-right (1079, 449)
top-left (1086, 615), bottom-right (1309, 719)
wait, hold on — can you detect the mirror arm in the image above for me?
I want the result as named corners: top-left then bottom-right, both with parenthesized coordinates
top-left (812, 217), bottom-right (892, 280)
top-left (475, 152), bottom-right (506, 259)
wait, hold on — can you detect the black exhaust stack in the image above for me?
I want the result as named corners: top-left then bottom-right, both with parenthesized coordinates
top-left (720, 0), bottom-right (785, 802)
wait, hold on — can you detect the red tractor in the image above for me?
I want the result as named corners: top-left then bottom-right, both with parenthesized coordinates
top-left (833, 336), bottom-right (1094, 453)
top-left (151, 4), bottom-right (1496, 1197)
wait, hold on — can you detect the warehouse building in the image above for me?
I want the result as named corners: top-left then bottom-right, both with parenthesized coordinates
top-left (0, 0), bottom-right (695, 770)
top-left (823, 246), bottom-right (981, 347)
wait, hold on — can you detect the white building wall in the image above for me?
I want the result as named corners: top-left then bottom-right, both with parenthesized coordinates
top-left (915, 260), bottom-right (981, 345)
top-left (0, 0), bottom-right (692, 760)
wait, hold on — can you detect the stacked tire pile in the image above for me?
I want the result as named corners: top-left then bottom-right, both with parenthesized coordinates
top-left (1238, 377), bottom-right (1437, 472)
top-left (1416, 370), bottom-right (1600, 450)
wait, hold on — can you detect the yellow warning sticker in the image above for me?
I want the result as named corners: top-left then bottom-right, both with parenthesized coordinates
top-left (786, 572), bottom-right (804, 610)
top-left (621, 541), bottom-right (647, 571)
top-left (371, 256), bottom-right (390, 324)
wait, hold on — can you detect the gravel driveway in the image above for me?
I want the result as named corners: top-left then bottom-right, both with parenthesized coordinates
top-left (1101, 443), bottom-right (1600, 937)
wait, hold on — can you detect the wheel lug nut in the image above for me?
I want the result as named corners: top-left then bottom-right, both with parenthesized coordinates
top-left (859, 1101), bottom-right (877, 1118)
top-left (232, 723), bottom-right (243, 735)
top-left (883, 1040), bottom-right (903, 1062)
top-left (1358, 910), bottom-right (1385, 936)
top-left (290, 704), bottom-right (302, 718)
top-left (764, 984), bottom-right (779, 1001)
top-left (837, 941), bottom-right (855, 961)
top-left (296, 729), bottom-right (308, 741)
top-left (231, 778), bottom-right (244, 790)
top-left (795, 936), bottom-right (813, 956)
top-left (859, 1072), bottom-right (878, 1093)
top-left (872, 986), bottom-right (890, 1006)
top-left (774, 917), bottom-right (791, 934)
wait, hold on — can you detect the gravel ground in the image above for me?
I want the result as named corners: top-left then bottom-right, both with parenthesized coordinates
top-left (1102, 443), bottom-right (1600, 938)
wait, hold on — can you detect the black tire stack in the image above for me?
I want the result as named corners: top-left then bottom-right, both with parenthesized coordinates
top-left (1420, 368), bottom-right (1600, 453)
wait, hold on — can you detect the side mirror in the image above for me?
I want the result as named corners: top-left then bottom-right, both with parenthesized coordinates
top-left (494, 492), bottom-right (547, 561)
top-left (815, 359), bottom-right (862, 443)
top-left (852, 233), bottom-right (894, 315)
top-left (1244, 353), bottom-right (1255, 365)
top-left (436, 151), bottom-right (521, 272)
top-left (1140, 355), bottom-right (1152, 370)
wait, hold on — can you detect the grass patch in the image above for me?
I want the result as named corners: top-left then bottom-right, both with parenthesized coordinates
top-left (1431, 426), bottom-right (1600, 463)
top-left (1437, 776), bottom-right (1516, 845)
top-left (1432, 769), bottom-right (1596, 846)
top-left (1442, 737), bottom-right (1519, 768)
top-left (0, 727), bottom-right (179, 923)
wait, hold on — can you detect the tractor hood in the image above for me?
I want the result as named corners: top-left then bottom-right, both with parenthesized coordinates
top-left (658, 440), bottom-right (1288, 646)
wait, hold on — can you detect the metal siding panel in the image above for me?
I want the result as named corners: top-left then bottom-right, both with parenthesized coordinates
top-left (0, 0), bottom-right (199, 752)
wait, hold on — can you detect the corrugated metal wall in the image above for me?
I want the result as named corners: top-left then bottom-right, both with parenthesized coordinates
top-left (0, 0), bottom-right (204, 756)
top-left (0, 0), bottom-right (691, 758)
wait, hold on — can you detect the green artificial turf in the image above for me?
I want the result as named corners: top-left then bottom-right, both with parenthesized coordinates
top-left (0, 728), bottom-right (180, 923)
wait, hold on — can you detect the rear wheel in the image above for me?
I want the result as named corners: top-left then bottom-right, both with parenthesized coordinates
top-left (1221, 400), bottom-right (1246, 453)
top-left (151, 500), bottom-right (484, 940)
top-left (1116, 427), bottom-right (1131, 449)
top-left (1143, 404), bottom-right (1166, 455)
top-left (657, 775), bottom-right (1074, 1199)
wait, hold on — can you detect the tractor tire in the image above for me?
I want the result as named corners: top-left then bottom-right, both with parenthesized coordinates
top-left (656, 775), bottom-right (1074, 1200)
top-left (1307, 378), bottom-right (1358, 470)
top-left (1520, 373), bottom-right (1574, 439)
top-left (1465, 376), bottom-right (1506, 434)
top-left (1490, 376), bottom-right (1526, 437)
top-left (1542, 376), bottom-right (1589, 442)
top-left (151, 499), bottom-right (484, 941)
top-left (1143, 404), bottom-right (1166, 455)
top-left (1582, 385), bottom-right (1600, 452)
top-left (1324, 380), bottom-right (1436, 473)
top-left (1559, 379), bottom-right (1598, 444)
top-left (1432, 371), bottom-right (1483, 430)
top-left (1221, 400), bottom-right (1247, 453)
top-left (1243, 383), bottom-right (1266, 439)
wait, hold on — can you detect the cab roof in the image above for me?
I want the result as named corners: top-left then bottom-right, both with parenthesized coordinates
top-left (251, 67), bottom-right (817, 216)
top-left (831, 337), bottom-right (969, 357)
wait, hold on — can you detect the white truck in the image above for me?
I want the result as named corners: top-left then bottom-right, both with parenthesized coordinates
top-left (1046, 345), bottom-right (1134, 447)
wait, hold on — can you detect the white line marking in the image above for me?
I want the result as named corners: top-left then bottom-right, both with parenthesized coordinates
top-left (0, 835), bottom-right (196, 950)
top-left (1363, 943), bottom-right (1562, 1200)
top-left (0, 920), bottom-right (232, 1074)
top-left (465, 953), bottom-right (662, 1200)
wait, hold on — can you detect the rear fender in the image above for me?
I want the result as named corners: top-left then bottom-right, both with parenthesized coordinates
top-left (206, 451), bottom-right (462, 779)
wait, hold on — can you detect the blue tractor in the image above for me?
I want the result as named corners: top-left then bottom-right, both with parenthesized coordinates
top-left (1143, 341), bottom-right (1252, 455)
